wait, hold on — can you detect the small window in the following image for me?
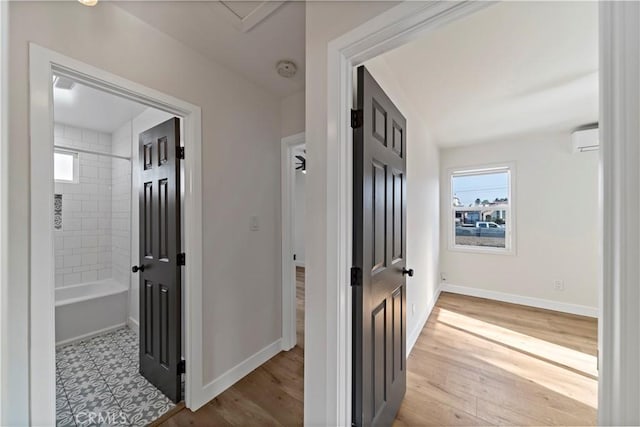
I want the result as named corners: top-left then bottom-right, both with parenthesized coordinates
top-left (450, 165), bottom-right (514, 254)
top-left (54, 150), bottom-right (79, 183)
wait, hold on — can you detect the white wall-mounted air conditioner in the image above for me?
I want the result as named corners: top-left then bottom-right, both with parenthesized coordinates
top-left (572, 126), bottom-right (599, 153)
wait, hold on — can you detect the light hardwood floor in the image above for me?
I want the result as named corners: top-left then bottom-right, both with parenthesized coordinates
top-left (158, 267), bottom-right (306, 426)
top-left (159, 279), bottom-right (597, 426)
top-left (395, 292), bottom-right (597, 426)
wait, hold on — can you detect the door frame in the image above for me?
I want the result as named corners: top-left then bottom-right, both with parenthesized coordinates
top-left (29, 43), bottom-right (204, 424)
top-left (281, 132), bottom-right (305, 351)
top-left (0, 1), bottom-right (7, 422)
top-left (323, 1), bottom-right (638, 425)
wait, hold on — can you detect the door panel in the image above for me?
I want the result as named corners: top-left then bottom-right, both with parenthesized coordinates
top-left (137, 117), bottom-right (182, 403)
top-left (353, 65), bottom-right (407, 426)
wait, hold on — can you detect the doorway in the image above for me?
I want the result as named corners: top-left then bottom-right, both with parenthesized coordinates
top-left (52, 75), bottom-right (184, 425)
top-left (29, 44), bottom-right (204, 425)
top-left (350, 2), bottom-right (600, 424)
top-left (303, 0), bottom-right (636, 425)
top-left (281, 132), bottom-right (306, 351)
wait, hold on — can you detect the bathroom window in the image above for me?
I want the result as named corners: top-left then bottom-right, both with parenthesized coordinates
top-left (54, 150), bottom-right (79, 183)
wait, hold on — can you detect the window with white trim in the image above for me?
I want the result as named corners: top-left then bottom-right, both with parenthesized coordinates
top-left (54, 150), bottom-right (79, 183)
top-left (450, 165), bottom-right (513, 253)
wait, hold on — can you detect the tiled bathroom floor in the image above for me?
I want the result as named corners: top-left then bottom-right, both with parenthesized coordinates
top-left (56, 327), bottom-right (175, 426)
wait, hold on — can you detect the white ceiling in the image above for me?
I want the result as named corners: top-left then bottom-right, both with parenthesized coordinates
top-left (365, 1), bottom-right (599, 147)
top-left (115, 1), bottom-right (305, 98)
top-left (53, 78), bottom-right (147, 133)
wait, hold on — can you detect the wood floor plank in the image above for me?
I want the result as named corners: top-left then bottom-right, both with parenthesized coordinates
top-left (159, 281), bottom-right (597, 427)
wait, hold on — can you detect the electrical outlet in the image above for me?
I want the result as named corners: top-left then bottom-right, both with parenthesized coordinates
top-left (553, 279), bottom-right (565, 291)
top-left (440, 272), bottom-right (447, 282)
top-left (412, 304), bottom-right (416, 315)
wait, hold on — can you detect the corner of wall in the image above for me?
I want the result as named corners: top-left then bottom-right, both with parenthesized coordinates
top-left (194, 338), bottom-right (282, 410)
top-left (407, 283), bottom-right (442, 355)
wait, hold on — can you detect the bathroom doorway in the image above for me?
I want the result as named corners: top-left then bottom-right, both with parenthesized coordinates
top-left (29, 45), bottom-right (203, 425)
top-left (52, 75), bottom-right (184, 426)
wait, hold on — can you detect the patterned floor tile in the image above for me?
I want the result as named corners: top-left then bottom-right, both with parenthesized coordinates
top-left (56, 410), bottom-right (76, 427)
top-left (120, 382), bottom-right (174, 426)
top-left (56, 327), bottom-right (176, 427)
top-left (56, 381), bottom-right (76, 427)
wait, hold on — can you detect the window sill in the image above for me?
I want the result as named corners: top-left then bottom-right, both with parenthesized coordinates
top-left (448, 245), bottom-right (515, 256)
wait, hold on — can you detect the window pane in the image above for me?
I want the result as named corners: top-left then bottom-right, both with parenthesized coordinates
top-left (453, 170), bottom-right (508, 249)
top-left (54, 152), bottom-right (75, 182)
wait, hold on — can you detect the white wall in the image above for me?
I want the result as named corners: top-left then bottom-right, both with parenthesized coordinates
top-left (53, 123), bottom-right (114, 287)
top-left (294, 169), bottom-right (306, 266)
top-left (281, 90), bottom-right (305, 138)
top-left (305, 1), bottom-right (399, 423)
top-left (7, 2), bottom-right (281, 422)
top-left (364, 56), bottom-right (441, 353)
top-left (439, 134), bottom-right (599, 312)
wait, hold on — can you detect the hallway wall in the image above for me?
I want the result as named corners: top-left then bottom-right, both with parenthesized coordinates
top-left (281, 90), bottom-right (305, 138)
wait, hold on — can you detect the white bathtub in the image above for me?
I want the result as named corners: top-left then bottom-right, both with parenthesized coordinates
top-left (55, 279), bottom-right (129, 345)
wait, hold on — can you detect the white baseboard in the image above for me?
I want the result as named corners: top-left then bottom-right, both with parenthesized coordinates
top-left (407, 285), bottom-right (442, 355)
top-left (55, 322), bottom-right (127, 347)
top-left (195, 339), bottom-right (282, 409)
top-left (440, 283), bottom-right (598, 318)
top-left (128, 316), bottom-right (139, 335)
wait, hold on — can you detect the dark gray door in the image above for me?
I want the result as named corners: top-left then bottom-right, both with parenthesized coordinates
top-left (352, 65), bottom-right (409, 426)
top-left (135, 117), bottom-right (182, 403)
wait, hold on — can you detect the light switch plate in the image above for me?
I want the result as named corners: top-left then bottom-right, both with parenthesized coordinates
top-left (250, 215), bottom-right (259, 231)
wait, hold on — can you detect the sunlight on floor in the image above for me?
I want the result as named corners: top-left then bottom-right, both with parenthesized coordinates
top-left (433, 307), bottom-right (598, 409)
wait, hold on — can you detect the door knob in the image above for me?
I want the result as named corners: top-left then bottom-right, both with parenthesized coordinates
top-left (131, 265), bottom-right (145, 273)
top-left (402, 268), bottom-right (414, 277)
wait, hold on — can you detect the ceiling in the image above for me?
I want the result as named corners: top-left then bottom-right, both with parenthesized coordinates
top-left (53, 77), bottom-right (147, 133)
top-left (115, 1), bottom-right (305, 98)
top-left (365, 1), bottom-right (598, 147)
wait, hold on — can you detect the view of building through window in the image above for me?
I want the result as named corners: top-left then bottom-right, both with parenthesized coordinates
top-left (451, 168), bottom-right (510, 249)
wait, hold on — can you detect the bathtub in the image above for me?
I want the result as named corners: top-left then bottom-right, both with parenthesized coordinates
top-left (55, 278), bottom-right (129, 345)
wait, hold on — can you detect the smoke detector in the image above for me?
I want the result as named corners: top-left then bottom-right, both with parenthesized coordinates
top-left (276, 60), bottom-right (297, 78)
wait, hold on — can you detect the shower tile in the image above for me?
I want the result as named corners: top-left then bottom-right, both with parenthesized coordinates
top-left (81, 270), bottom-right (98, 283)
top-left (63, 273), bottom-right (82, 286)
top-left (64, 126), bottom-right (82, 141)
top-left (54, 123), bottom-right (65, 137)
top-left (81, 130), bottom-right (98, 144)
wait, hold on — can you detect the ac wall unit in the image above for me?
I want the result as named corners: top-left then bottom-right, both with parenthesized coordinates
top-left (572, 126), bottom-right (599, 153)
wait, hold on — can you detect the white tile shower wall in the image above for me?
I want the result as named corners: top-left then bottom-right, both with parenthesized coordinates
top-left (54, 123), bottom-right (113, 287)
top-left (111, 122), bottom-right (132, 288)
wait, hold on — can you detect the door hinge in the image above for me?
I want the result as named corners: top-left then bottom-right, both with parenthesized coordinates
top-left (351, 109), bottom-right (363, 129)
top-left (351, 266), bottom-right (362, 287)
top-left (177, 359), bottom-right (186, 374)
top-left (177, 146), bottom-right (185, 160)
top-left (177, 253), bottom-right (186, 266)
